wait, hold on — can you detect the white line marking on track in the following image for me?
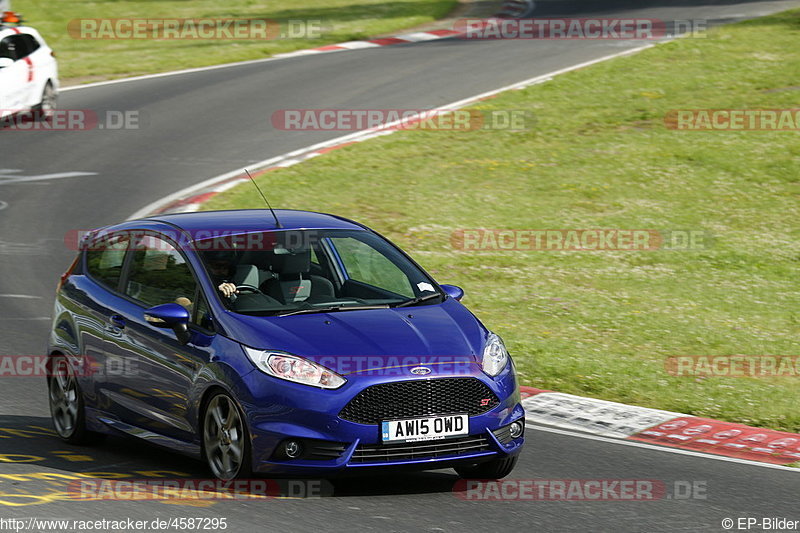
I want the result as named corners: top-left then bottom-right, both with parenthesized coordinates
top-left (0, 171), bottom-right (98, 185)
top-left (129, 43), bottom-right (657, 220)
top-left (60, 56), bottom-right (287, 93)
top-left (0, 294), bottom-right (41, 299)
top-left (526, 424), bottom-right (800, 473)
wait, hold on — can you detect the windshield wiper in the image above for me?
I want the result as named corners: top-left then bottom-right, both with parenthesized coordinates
top-left (277, 304), bottom-right (390, 317)
top-left (393, 293), bottom-right (444, 308)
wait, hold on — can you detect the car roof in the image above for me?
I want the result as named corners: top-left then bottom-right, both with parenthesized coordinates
top-left (143, 209), bottom-right (367, 234)
top-left (0, 26), bottom-right (43, 42)
top-left (0, 25), bottom-right (32, 35)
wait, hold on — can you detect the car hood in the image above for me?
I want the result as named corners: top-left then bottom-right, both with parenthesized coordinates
top-left (219, 299), bottom-right (488, 370)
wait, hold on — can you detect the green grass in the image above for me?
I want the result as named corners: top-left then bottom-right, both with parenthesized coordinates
top-left (16, 0), bottom-right (457, 83)
top-left (206, 11), bottom-right (800, 432)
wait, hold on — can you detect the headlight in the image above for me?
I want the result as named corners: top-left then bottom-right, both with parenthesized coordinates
top-left (481, 333), bottom-right (509, 377)
top-left (243, 347), bottom-right (346, 389)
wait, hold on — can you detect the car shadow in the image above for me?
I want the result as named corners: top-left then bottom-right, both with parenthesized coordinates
top-left (0, 415), bottom-right (463, 499)
top-left (0, 414), bottom-right (206, 477)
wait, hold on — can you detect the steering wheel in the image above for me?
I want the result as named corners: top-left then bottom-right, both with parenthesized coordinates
top-left (228, 284), bottom-right (260, 305)
top-left (235, 284), bottom-right (260, 294)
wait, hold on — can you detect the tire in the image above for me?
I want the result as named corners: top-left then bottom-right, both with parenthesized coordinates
top-left (202, 392), bottom-right (253, 480)
top-left (47, 354), bottom-right (103, 444)
top-left (32, 81), bottom-right (56, 121)
top-left (455, 455), bottom-right (518, 479)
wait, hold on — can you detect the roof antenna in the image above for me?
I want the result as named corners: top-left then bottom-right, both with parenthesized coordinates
top-left (245, 169), bottom-right (282, 228)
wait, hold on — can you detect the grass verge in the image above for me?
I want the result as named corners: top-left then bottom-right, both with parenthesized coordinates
top-left (205, 11), bottom-right (800, 432)
top-left (15, 0), bottom-right (458, 84)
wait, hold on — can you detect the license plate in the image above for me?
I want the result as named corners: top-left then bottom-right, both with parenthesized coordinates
top-left (381, 414), bottom-right (469, 443)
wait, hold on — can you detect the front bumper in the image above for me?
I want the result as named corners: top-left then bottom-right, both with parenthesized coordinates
top-left (236, 365), bottom-right (525, 474)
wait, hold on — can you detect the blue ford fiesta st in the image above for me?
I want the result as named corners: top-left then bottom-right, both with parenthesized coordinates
top-left (48, 210), bottom-right (524, 479)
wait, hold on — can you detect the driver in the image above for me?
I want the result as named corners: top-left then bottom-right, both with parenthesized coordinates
top-left (205, 252), bottom-right (238, 299)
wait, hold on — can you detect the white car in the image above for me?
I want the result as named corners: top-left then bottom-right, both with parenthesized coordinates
top-left (0, 12), bottom-right (59, 119)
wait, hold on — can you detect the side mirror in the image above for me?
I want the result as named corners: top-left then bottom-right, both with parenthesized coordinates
top-left (440, 284), bottom-right (465, 301)
top-left (144, 303), bottom-right (191, 344)
top-left (0, 58), bottom-right (14, 69)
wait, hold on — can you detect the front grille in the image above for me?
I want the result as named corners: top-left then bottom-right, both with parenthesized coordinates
top-left (339, 378), bottom-right (500, 425)
top-left (351, 435), bottom-right (492, 463)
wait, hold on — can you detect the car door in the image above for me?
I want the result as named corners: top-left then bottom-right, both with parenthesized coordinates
top-left (1, 34), bottom-right (35, 111)
top-left (17, 33), bottom-right (44, 108)
top-left (106, 232), bottom-right (215, 442)
top-left (80, 232), bottom-right (133, 404)
top-left (0, 34), bottom-right (26, 114)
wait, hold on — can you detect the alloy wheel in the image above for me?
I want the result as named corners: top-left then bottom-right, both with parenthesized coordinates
top-left (203, 394), bottom-right (246, 480)
top-left (49, 357), bottom-right (79, 437)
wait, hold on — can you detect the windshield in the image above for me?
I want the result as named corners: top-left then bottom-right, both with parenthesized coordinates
top-left (196, 229), bottom-right (443, 316)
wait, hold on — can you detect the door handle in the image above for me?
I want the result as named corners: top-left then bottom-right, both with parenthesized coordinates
top-left (109, 314), bottom-right (126, 329)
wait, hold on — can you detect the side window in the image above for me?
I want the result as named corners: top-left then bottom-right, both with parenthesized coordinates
top-left (331, 237), bottom-right (414, 297)
top-left (86, 234), bottom-right (130, 290)
top-left (19, 35), bottom-right (39, 56)
top-left (0, 37), bottom-right (16, 60)
top-left (9, 35), bottom-right (28, 59)
top-left (125, 235), bottom-right (199, 312)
